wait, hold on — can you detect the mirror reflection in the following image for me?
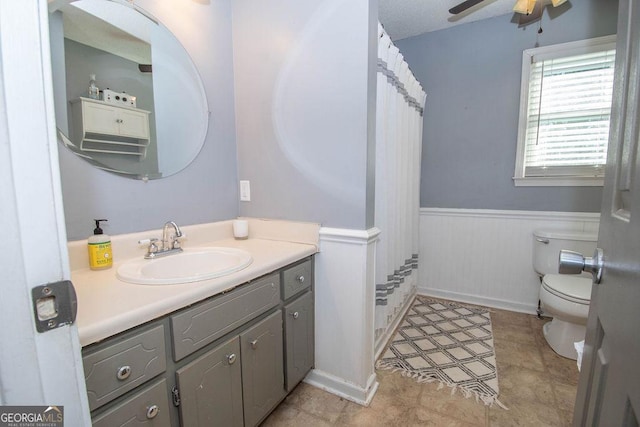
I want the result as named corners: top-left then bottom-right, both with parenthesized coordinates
top-left (49, 0), bottom-right (209, 180)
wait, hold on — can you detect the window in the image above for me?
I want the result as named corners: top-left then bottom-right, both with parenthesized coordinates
top-left (514, 36), bottom-right (616, 186)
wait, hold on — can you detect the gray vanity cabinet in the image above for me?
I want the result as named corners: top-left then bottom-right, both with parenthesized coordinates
top-left (240, 311), bottom-right (285, 426)
top-left (175, 310), bottom-right (285, 427)
top-left (175, 337), bottom-right (244, 427)
top-left (84, 256), bottom-right (314, 427)
top-left (283, 291), bottom-right (314, 392)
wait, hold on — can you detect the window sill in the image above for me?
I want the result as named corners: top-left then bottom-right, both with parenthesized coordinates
top-left (513, 176), bottom-right (604, 187)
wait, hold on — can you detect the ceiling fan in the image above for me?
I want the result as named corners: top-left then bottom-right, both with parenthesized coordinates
top-left (449, 0), bottom-right (568, 23)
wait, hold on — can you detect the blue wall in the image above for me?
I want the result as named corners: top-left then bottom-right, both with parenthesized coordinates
top-left (232, 0), bottom-right (378, 230)
top-left (396, 0), bottom-right (619, 212)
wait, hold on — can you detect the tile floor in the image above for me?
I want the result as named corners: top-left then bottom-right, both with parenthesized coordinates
top-left (262, 303), bottom-right (580, 426)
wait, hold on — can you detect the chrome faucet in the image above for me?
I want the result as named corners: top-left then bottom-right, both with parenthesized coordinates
top-left (139, 221), bottom-right (184, 259)
top-left (162, 221), bottom-right (183, 250)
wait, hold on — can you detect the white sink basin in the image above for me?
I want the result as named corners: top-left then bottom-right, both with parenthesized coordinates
top-left (117, 247), bottom-right (253, 285)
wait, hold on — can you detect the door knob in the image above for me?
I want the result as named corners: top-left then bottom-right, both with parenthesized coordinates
top-left (559, 248), bottom-right (604, 284)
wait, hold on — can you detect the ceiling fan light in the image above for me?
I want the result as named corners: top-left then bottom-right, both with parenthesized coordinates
top-left (526, 0), bottom-right (537, 14)
top-left (551, 0), bottom-right (567, 6)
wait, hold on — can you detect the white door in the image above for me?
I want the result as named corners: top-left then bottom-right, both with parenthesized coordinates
top-left (573, 0), bottom-right (640, 424)
top-left (0, 1), bottom-right (91, 424)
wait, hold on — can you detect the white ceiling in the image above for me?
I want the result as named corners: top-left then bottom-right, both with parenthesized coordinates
top-left (59, 2), bottom-right (152, 65)
top-left (379, 0), bottom-right (516, 40)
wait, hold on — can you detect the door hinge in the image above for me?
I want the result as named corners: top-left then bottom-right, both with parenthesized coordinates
top-left (171, 386), bottom-right (181, 407)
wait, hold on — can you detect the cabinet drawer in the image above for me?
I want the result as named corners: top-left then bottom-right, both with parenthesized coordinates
top-left (282, 259), bottom-right (312, 300)
top-left (92, 378), bottom-right (171, 427)
top-left (84, 325), bottom-right (166, 411)
top-left (171, 273), bottom-right (281, 361)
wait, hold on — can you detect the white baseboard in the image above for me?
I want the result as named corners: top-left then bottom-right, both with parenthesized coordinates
top-left (304, 369), bottom-right (379, 407)
top-left (416, 287), bottom-right (537, 314)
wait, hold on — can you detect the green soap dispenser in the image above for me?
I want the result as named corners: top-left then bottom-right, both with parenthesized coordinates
top-left (88, 219), bottom-right (113, 270)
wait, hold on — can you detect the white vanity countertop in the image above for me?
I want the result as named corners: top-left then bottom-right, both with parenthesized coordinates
top-left (71, 219), bottom-right (319, 347)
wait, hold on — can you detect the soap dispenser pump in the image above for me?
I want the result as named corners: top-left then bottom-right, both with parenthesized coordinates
top-left (88, 219), bottom-right (113, 270)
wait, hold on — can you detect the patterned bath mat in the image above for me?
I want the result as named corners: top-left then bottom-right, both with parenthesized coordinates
top-left (376, 296), bottom-right (506, 408)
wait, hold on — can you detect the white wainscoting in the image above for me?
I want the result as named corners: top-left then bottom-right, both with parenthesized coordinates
top-left (418, 208), bottom-right (600, 314)
top-left (305, 227), bottom-right (380, 406)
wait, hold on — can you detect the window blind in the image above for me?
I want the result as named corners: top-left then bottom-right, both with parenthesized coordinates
top-left (523, 48), bottom-right (616, 177)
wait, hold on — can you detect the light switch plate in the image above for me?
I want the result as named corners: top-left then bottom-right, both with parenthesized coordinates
top-left (240, 180), bottom-right (251, 201)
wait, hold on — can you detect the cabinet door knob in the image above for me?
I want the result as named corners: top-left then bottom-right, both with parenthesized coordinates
top-left (291, 311), bottom-right (300, 319)
top-left (146, 404), bottom-right (159, 419)
top-left (296, 275), bottom-right (305, 284)
top-left (227, 353), bottom-right (237, 365)
top-left (250, 339), bottom-right (258, 349)
top-left (116, 365), bottom-right (131, 381)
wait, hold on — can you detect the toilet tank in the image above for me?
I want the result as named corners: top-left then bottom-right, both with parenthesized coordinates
top-left (532, 229), bottom-right (598, 276)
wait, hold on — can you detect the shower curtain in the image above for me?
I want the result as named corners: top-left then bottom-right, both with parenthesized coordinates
top-left (374, 23), bottom-right (426, 351)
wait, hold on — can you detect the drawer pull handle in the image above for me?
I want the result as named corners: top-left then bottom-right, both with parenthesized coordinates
top-left (291, 311), bottom-right (300, 319)
top-left (227, 353), bottom-right (237, 365)
top-left (250, 339), bottom-right (258, 349)
top-left (296, 275), bottom-right (305, 284)
top-left (146, 404), bottom-right (159, 419)
top-left (116, 365), bottom-right (131, 381)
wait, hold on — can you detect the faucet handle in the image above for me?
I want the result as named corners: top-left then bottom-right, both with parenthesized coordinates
top-left (170, 232), bottom-right (186, 249)
top-left (138, 238), bottom-right (160, 255)
top-left (138, 237), bottom-right (159, 245)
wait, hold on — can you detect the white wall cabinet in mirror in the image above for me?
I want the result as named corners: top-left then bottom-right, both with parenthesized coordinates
top-left (71, 97), bottom-right (151, 157)
top-left (49, 0), bottom-right (209, 180)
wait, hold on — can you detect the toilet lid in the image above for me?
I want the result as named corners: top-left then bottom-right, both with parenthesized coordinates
top-left (543, 274), bottom-right (592, 303)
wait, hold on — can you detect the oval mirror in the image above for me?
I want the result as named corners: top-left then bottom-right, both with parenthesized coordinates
top-left (49, 0), bottom-right (209, 180)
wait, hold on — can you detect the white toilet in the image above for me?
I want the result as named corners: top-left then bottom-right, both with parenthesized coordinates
top-left (532, 229), bottom-right (598, 360)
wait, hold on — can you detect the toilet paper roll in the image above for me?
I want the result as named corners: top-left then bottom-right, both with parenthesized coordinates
top-left (233, 220), bottom-right (249, 240)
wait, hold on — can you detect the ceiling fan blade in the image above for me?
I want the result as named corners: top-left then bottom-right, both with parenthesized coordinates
top-left (518, 1), bottom-right (544, 25)
top-left (449, 0), bottom-right (486, 14)
top-left (513, 0), bottom-right (532, 14)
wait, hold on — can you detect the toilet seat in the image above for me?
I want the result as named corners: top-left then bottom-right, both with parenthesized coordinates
top-left (542, 274), bottom-right (591, 304)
